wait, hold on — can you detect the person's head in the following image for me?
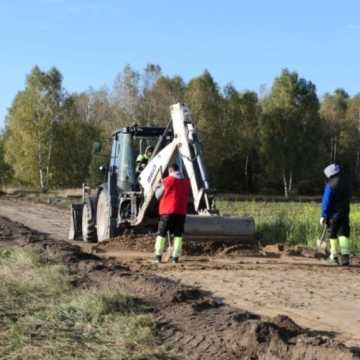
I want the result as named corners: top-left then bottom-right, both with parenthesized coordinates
top-left (168, 163), bottom-right (179, 175)
top-left (145, 146), bottom-right (153, 158)
top-left (324, 163), bottom-right (341, 179)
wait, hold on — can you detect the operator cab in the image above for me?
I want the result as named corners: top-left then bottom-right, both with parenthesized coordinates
top-left (110, 126), bottom-right (172, 192)
top-left (107, 125), bottom-right (175, 231)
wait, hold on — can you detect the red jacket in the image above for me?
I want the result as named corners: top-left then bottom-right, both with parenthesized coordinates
top-left (159, 174), bottom-right (190, 215)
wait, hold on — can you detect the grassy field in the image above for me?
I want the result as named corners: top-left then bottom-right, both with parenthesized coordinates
top-left (0, 247), bottom-right (174, 360)
top-left (217, 200), bottom-right (360, 254)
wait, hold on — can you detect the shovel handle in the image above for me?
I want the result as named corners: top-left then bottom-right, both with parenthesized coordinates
top-left (319, 224), bottom-right (327, 242)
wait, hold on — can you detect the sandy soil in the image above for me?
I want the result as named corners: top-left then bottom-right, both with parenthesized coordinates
top-left (0, 198), bottom-right (69, 241)
top-left (166, 258), bottom-right (360, 348)
top-left (2, 214), bottom-right (359, 359)
top-left (0, 197), bottom-right (359, 351)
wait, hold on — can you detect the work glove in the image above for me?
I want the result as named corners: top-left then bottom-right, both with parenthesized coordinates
top-left (320, 217), bottom-right (327, 226)
top-left (155, 184), bottom-right (164, 200)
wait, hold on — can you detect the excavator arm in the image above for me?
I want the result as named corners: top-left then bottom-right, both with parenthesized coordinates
top-left (170, 104), bottom-right (212, 212)
top-left (134, 103), bottom-right (211, 226)
top-left (133, 103), bottom-right (255, 244)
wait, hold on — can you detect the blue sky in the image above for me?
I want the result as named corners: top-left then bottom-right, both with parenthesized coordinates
top-left (1, 0), bottom-right (360, 128)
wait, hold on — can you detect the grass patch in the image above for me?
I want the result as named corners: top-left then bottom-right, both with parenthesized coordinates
top-left (0, 247), bottom-right (176, 360)
top-left (217, 200), bottom-right (360, 254)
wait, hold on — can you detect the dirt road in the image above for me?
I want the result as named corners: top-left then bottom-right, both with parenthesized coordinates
top-left (3, 214), bottom-right (359, 359)
top-left (0, 197), bottom-right (359, 349)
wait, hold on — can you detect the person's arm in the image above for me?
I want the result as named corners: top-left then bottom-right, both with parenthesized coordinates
top-left (155, 179), bottom-right (165, 200)
top-left (320, 183), bottom-right (333, 224)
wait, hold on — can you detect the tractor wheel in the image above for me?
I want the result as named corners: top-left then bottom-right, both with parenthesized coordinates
top-left (69, 204), bottom-right (83, 241)
top-left (96, 190), bottom-right (111, 242)
top-left (68, 211), bottom-right (76, 240)
top-left (82, 201), bottom-right (97, 243)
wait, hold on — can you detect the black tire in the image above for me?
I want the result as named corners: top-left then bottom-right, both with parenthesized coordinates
top-left (96, 190), bottom-right (111, 242)
top-left (82, 201), bottom-right (97, 242)
top-left (68, 210), bottom-right (76, 240)
top-left (69, 204), bottom-right (83, 241)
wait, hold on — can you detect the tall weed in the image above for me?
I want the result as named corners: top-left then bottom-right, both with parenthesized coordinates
top-left (217, 200), bottom-right (360, 254)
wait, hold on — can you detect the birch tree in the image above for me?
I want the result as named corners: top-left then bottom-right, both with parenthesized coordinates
top-left (260, 69), bottom-right (320, 197)
top-left (320, 89), bottom-right (349, 162)
top-left (5, 66), bottom-right (64, 191)
top-left (112, 65), bottom-right (141, 126)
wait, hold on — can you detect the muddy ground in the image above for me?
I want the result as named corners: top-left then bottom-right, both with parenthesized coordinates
top-left (0, 197), bottom-right (360, 359)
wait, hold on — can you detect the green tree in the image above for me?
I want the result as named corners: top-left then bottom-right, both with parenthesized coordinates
top-left (223, 85), bottom-right (260, 191)
top-left (260, 69), bottom-right (321, 197)
top-left (87, 136), bottom-right (111, 187)
top-left (185, 70), bottom-right (225, 187)
top-left (320, 89), bottom-right (350, 162)
top-left (0, 133), bottom-right (13, 186)
top-left (142, 75), bottom-right (185, 127)
top-left (341, 94), bottom-right (360, 186)
top-left (5, 66), bottom-right (64, 191)
top-left (50, 96), bottom-right (101, 187)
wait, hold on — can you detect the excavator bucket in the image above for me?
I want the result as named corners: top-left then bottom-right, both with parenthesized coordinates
top-left (184, 214), bottom-right (255, 243)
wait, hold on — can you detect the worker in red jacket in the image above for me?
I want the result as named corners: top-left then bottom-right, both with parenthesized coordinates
top-left (154, 163), bottom-right (190, 263)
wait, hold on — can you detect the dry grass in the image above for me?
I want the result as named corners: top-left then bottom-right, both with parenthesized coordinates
top-left (0, 247), bottom-right (176, 360)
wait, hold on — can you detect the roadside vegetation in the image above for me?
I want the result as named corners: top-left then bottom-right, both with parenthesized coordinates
top-left (2, 64), bottom-right (360, 198)
top-left (0, 246), bottom-right (174, 360)
top-left (218, 200), bottom-right (360, 254)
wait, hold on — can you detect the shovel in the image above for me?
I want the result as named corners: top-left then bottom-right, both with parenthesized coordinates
top-left (316, 225), bottom-right (328, 255)
top-left (162, 232), bottom-right (173, 262)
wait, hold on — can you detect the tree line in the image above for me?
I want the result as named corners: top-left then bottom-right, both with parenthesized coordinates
top-left (1, 64), bottom-right (360, 197)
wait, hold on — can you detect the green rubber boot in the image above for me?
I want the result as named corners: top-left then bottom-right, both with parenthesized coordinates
top-left (172, 237), bottom-right (183, 263)
top-left (338, 236), bottom-right (351, 266)
top-left (329, 238), bottom-right (339, 265)
top-left (154, 236), bottom-right (166, 263)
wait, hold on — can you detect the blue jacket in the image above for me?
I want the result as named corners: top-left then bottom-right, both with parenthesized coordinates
top-left (321, 184), bottom-right (333, 218)
top-left (321, 175), bottom-right (351, 219)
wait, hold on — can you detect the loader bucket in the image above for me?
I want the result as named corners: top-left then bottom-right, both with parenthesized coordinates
top-left (184, 214), bottom-right (255, 243)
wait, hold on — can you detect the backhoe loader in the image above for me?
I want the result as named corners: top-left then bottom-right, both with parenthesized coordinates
top-left (69, 103), bottom-right (255, 245)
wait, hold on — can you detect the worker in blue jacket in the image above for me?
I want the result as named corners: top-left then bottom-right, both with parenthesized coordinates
top-left (320, 164), bottom-right (351, 265)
